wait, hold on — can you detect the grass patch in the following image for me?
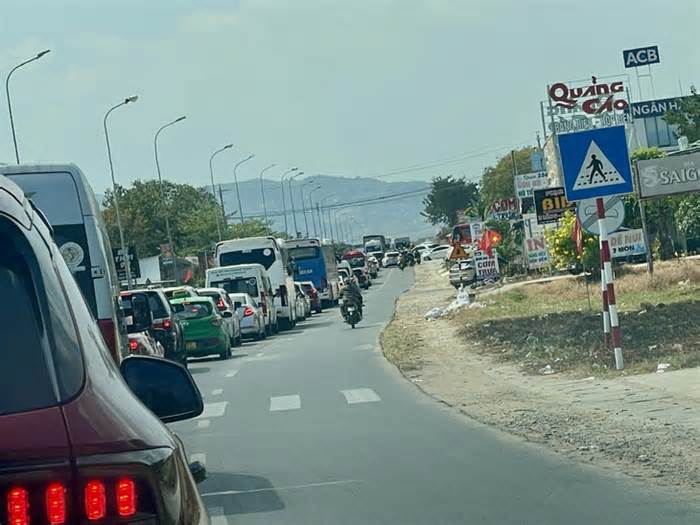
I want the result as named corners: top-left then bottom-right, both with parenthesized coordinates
top-left (381, 316), bottom-right (424, 372)
top-left (456, 258), bottom-right (700, 376)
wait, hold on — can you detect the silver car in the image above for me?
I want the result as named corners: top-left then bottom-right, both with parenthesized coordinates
top-left (230, 293), bottom-right (266, 340)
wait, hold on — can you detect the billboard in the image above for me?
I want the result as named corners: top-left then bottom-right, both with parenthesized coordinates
top-left (523, 214), bottom-right (549, 269)
top-left (534, 187), bottom-right (574, 224)
top-left (515, 171), bottom-right (549, 199)
top-left (623, 46), bottom-right (660, 68)
top-left (474, 252), bottom-right (500, 281)
top-left (608, 229), bottom-right (647, 258)
top-left (637, 152), bottom-right (700, 198)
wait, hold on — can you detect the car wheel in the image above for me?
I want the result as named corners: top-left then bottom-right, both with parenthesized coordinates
top-left (235, 335), bottom-right (242, 347)
top-left (220, 347), bottom-right (230, 360)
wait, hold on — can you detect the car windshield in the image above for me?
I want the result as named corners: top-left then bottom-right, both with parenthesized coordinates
top-left (288, 246), bottom-right (320, 260)
top-left (220, 248), bottom-right (276, 270)
top-left (171, 302), bottom-right (212, 320)
top-left (211, 277), bottom-right (259, 297)
top-left (346, 257), bottom-right (365, 268)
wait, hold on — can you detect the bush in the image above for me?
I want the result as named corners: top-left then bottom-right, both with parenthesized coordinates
top-left (544, 211), bottom-right (599, 271)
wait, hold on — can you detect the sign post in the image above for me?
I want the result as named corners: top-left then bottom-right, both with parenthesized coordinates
top-left (559, 126), bottom-right (633, 370)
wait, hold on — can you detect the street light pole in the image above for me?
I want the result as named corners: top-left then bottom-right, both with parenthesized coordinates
top-left (280, 167), bottom-right (298, 237)
top-left (319, 194), bottom-right (336, 241)
top-left (104, 96), bottom-right (138, 290)
top-left (209, 144), bottom-right (234, 241)
top-left (300, 180), bottom-right (316, 238)
top-left (259, 163), bottom-right (276, 229)
top-left (309, 185), bottom-right (322, 237)
top-left (5, 49), bottom-right (51, 163)
top-left (233, 154), bottom-right (255, 224)
top-left (154, 116), bottom-right (186, 284)
top-left (288, 172), bottom-right (304, 238)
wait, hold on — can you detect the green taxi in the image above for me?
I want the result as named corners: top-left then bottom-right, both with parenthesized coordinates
top-left (169, 296), bottom-right (232, 360)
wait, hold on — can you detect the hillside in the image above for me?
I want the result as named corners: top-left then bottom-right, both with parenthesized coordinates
top-left (216, 175), bottom-right (434, 241)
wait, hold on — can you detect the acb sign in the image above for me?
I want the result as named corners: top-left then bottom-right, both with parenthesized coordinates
top-left (623, 46), bottom-right (660, 68)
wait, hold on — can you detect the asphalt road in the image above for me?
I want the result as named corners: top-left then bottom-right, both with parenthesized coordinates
top-left (171, 268), bottom-right (699, 525)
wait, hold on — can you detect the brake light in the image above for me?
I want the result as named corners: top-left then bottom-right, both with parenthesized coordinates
top-left (84, 480), bottom-right (106, 520)
top-left (243, 307), bottom-right (254, 317)
top-left (7, 487), bottom-right (29, 525)
top-left (153, 318), bottom-right (173, 330)
top-left (129, 339), bottom-right (139, 352)
top-left (116, 479), bottom-right (136, 518)
top-left (45, 483), bottom-right (66, 525)
top-left (216, 298), bottom-right (226, 311)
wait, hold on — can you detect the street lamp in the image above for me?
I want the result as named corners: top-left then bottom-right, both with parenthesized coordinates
top-left (259, 163), bottom-right (277, 229)
top-left (280, 167), bottom-right (298, 236)
top-left (233, 154), bottom-right (255, 224)
top-left (287, 171), bottom-right (304, 238)
top-left (103, 95), bottom-right (138, 289)
top-left (309, 185), bottom-right (323, 237)
top-left (319, 194), bottom-right (336, 241)
top-left (5, 49), bottom-right (51, 163)
top-left (209, 143), bottom-right (234, 241)
top-left (300, 179), bottom-right (317, 238)
top-left (154, 115), bottom-right (186, 283)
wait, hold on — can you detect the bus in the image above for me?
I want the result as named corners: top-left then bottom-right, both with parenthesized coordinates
top-left (286, 238), bottom-right (339, 307)
top-left (215, 236), bottom-right (298, 330)
top-left (0, 163), bottom-right (127, 362)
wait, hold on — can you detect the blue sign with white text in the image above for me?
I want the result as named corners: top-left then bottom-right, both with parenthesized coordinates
top-left (623, 46), bottom-right (660, 68)
top-left (558, 126), bottom-right (633, 201)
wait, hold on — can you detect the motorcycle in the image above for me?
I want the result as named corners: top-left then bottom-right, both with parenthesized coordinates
top-left (342, 298), bottom-right (362, 328)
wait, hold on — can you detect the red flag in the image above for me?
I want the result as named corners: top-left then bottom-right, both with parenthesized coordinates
top-left (572, 217), bottom-right (583, 256)
top-left (479, 230), bottom-right (493, 257)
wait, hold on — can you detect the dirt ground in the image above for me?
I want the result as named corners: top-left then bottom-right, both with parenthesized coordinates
top-left (382, 260), bottom-right (700, 494)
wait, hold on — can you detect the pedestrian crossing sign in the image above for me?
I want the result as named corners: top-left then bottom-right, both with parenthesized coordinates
top-left (558, 125), bottom-right (633, 201)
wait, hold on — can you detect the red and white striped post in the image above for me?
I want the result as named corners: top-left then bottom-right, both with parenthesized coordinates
top-left (596, 197), bottom-right (623, 370)
top-left (600, 247), bottom-right (610, 346)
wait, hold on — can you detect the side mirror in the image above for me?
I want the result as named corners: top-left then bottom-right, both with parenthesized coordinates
top-left (120, 356), bottom-right (203, 423)
top-left (222, 310), bottom-right (233, 318)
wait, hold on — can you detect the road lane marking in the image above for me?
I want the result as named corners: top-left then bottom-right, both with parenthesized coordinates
top-left (270, 395), bottom-right (301, 412)
top-left (201, 479), bottom-right (362, 497)
top-left (196, 419), bottom-right (211, 429)
top-left (225, 370), bottom-right (238, 378)
top-left (341, 388), bottom-right (381, 404)
top-left (190, 453), bottom-right (206, 466)
top-left (211, 388), bottom-right (223, 396)
top-left (208, 507), bottom-right (228, 525)
top-left (200, 401), bottom-right (228, 418)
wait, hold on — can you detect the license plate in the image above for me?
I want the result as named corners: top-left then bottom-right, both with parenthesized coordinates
top-left (348, 307), bottom-right (356, 312)
top-left (186, 342), bottom-right (197, 350)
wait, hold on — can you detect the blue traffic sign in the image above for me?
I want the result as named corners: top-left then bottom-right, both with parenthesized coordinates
top-left (558, 125), bottom-right (633, 201)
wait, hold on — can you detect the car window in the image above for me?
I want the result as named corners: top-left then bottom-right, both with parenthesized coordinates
top-left (211, 277), bottom-right (259, 297)
top-left (0, 229), bottom-right (57, 415)
top-left (172, 302), bottom-right (213, 319)
top-left (147, 292), bottom-right (169, 318)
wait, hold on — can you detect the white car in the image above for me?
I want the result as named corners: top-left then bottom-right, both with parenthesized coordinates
top-left (382, 251), bottom-right (401, 267)
top-left (422, 245), bottom-right (452, 261)
top-left (294, 282), bottom-right (312, 319)
top-left (230, 293), bottom-right (266, 340)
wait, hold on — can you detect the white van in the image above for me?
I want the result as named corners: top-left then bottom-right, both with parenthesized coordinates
top-left (215, 237), bottom-right (298, 330)
top-left (205, 263), bottom-right (277, 335)
top-left (0, 163), bottom-right (127, 362)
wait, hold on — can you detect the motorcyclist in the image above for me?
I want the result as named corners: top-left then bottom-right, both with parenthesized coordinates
top-left (340, 277), bottom-right (364, 317)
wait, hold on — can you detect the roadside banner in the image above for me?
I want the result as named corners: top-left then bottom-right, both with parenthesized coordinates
top-left (113, 246), bottom-right (141, 281)
top-left (514, 171), bottom-right (549, 199)
top-left (523, 214), bottom-right (549, 269)
top-left (534, 187), bottom-right (575, 224)
top-left (469, 221), bottom-right (485, 243)
top-left (490, 197), bottom-right (519, 221)
top-left (608, 229), bottom-right (647, 258)
top-left (474, 251), bottom-right (500, 281)
top-left (637, 152), bottom-right (700, 198)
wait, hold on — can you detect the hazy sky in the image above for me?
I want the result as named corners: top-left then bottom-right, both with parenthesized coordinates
top-left (1, 0), bottom-right (697, 193)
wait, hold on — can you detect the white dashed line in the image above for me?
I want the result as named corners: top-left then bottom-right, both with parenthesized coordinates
top-left (196, 419), bottom-right (211, 429)
top-left (341, 388), bottom-right (381, 404)
top-left (270, 395), bottom-right (301, 412)
top-left (211, 388), bottom-right (223, 396)
top-left (189, 453), bottom-right (206, 467)
top-left (225, 370), bottom-right (238, 378)
top-left (208, 507), bottom-right (228, 525)
top-left (200, 402), bottom-right (228, 418)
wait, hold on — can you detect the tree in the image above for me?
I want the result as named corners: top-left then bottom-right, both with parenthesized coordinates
top-left (663, 93), bottom-right (700, 142)
top-left (421, 176), bottom-right (479, 226)
top-left (102, 180), bottom-right (280, 259)
top-left (480, 146), bottom-right (538, 207)
top-left (676, 194), bottom-right (700, 239)
top-left (544, 211), bottom-right (599, 271)
top-left (483, 218), bottom-right (522, 270)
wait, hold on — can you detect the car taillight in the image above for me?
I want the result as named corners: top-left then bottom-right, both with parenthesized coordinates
top-left (7, 487), bottom-right (29, 525)
top-left (45, 483), bottom-right (66, 525)
top-left (128, 340), bottom-right (139, 352)
top-left (216, 298), bottom-right (226, 311)
top-left (243, 307), bottom-right (254, 317)
top-left (116, 479), bottom-right (136, 518)
top-left (84, 480), bottom-right (106, 520)
top-left (153, 318), bottom-right (172, 330)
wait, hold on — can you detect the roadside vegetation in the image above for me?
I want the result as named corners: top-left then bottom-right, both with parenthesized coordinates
top-left (454, 258), bottom-right (700, 376)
